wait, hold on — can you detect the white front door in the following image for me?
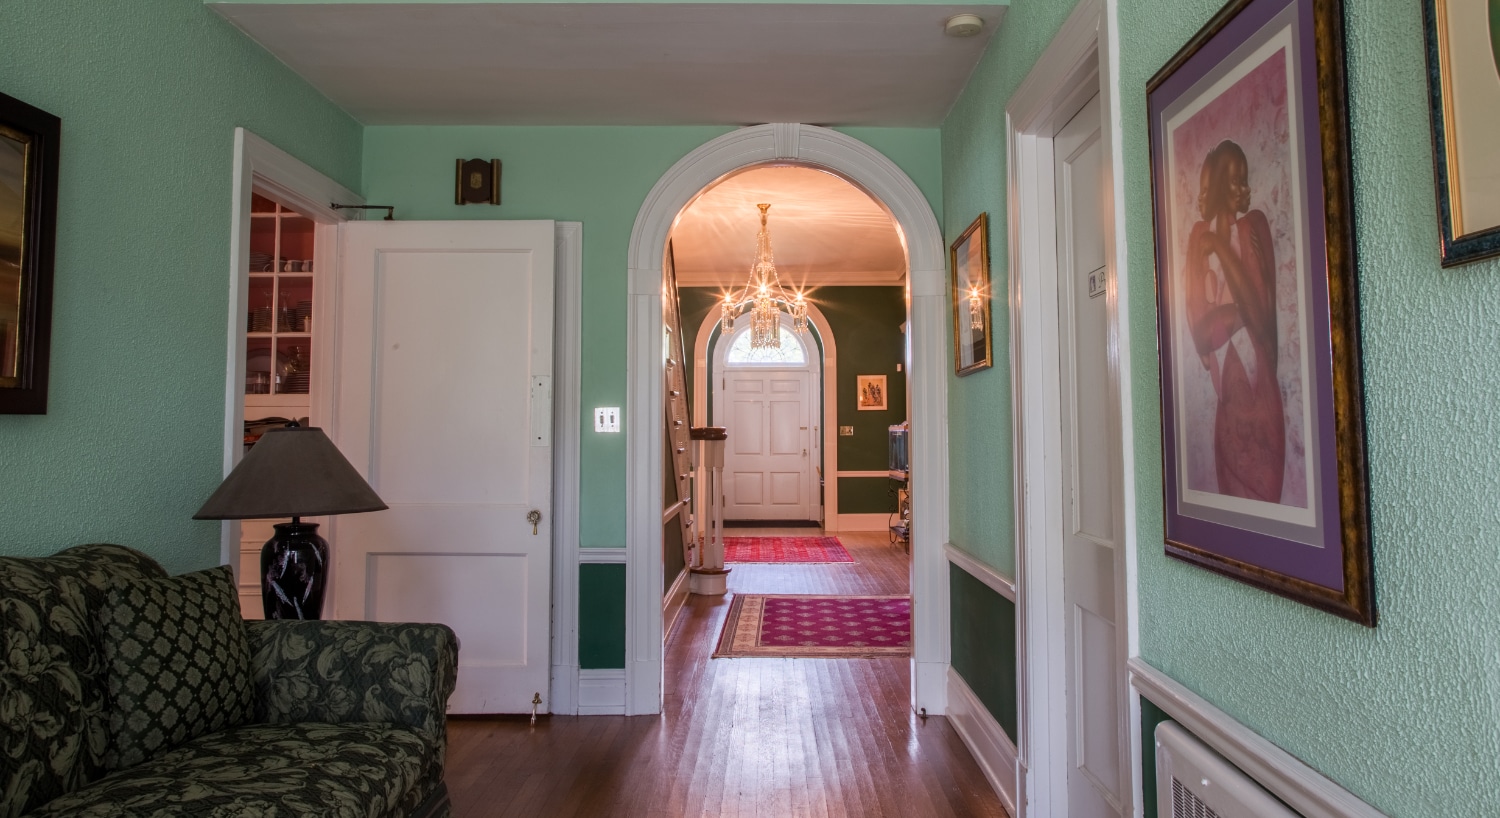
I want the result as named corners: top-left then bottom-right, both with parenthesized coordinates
top-left (718, 367), bottom-right (815, 521)
top-left (330, 220), bottom-right (555, 715)
top-left (1054, 95), bottom-right (1127, 818)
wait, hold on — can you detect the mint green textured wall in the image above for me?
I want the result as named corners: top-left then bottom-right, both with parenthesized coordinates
top-left (1120, 0), bottom-right (1500, 813)
top-left (940, 0), bottom-right (1081, 577)
top-left (0, 0), bottom-right (362, 574)
top-left (363, 127), bottom-right (941, 548)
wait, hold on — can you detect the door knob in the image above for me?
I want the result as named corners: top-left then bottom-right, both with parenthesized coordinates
top-left (527, 509), bottom-right (542, 535)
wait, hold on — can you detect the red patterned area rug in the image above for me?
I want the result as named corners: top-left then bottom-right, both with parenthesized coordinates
top-left (723, 536), bottom-right (854, 564)
top-left (713, 594), bottom-right (912, 658)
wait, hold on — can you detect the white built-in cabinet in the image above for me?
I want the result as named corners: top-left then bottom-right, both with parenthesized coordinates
top-left (239, 192), bottom-right (319, 618)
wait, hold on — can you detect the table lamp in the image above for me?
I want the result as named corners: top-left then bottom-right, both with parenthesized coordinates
top-left (194, 423), bottom-right (386, 620)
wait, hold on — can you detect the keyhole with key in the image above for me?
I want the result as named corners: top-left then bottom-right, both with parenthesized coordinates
top-left (527, 509), bottom-right (542, 535)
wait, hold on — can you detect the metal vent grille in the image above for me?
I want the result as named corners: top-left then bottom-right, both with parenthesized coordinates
top-left (1173, 777), bottom-right (1222, 818)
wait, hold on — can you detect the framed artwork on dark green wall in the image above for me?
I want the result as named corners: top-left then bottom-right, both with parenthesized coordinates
top-left (1422, 0), bottom-right (1500, 266)
top-left (0, 90), bottom-right (59, 414)
top-left (1147, 0), bottom-right (1375, 625)
top-left (949, 212), bottom-right (992, 376)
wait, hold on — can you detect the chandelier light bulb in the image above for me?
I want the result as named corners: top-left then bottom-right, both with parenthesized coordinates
top-left (715, 202), bottom-right (809, 349)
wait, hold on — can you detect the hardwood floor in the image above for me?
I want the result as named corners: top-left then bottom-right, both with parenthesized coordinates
top-left (445, 529), bottom-right (1008, 817)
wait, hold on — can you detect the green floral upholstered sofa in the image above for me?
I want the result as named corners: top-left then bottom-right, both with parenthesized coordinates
top-left (0, 544), bottom-right (459, 818)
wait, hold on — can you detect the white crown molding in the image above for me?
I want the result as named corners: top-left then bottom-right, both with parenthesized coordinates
top-left (676, 270), bottom-right (906, 288)
top-left (944, 544), bottom-right (1017, 603)
top-left (1128, 659), bottom-right (1389, 818)
top-left (947, 668), bottom-right (1022, 817)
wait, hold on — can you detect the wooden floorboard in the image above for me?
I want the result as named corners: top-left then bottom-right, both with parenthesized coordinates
top-left (445, 529), bottom-right (1008, 817)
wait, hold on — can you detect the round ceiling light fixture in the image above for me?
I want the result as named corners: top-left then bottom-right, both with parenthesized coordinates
top-left (944, 13), bottom-right (984, 37)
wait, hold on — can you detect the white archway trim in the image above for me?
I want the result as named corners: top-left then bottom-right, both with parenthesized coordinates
top-left (626, 124), bottom-right (949, 717)
top-left (693, 303), bottom-right (839, 528)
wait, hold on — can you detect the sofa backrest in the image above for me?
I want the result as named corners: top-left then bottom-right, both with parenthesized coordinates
top-left (0, 544), bottom-right (167, 818)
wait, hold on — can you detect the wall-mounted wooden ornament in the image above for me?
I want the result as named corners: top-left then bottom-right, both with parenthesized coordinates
top-left (455, 158), bottom-right (501, 205)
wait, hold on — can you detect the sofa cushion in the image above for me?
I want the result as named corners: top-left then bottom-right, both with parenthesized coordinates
top-left (0, 545), bottom-right (166, 818)
top-left (25, 722), bottom-right (440, 818)
top-left (97, 566), bottom-right (254, 771)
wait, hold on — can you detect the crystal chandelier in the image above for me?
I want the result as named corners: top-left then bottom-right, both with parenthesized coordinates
top-left (719, 204), bottom-right (808, 349)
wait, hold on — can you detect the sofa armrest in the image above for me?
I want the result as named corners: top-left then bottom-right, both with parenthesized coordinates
top-left (246, 620), bottom-right (458, 741)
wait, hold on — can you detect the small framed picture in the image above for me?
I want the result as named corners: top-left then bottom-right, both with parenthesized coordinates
top-left (856, 375), bottom-right (887, 411)
top-left (1148, 0), bottom-right (1374, 625)
top-left (0, 90), bottom-right (60, 414)
top-left (1421, 0), bottom-right (1500, 265)
top-left (950, 213), bottom-right (992, 376)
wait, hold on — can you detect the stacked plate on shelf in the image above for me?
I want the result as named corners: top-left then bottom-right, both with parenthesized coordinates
top-left (247, 307), bottom-right (273, 333)
top-left (249, 252), bottom-right (275, 272)
top-left (281, 373), bottom-right (310, 394)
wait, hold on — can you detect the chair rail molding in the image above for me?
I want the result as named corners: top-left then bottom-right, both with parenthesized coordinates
top-left (626, 123), bottom-right (949, 716)
top-left (1128, 659), bottom-right (1389, 818)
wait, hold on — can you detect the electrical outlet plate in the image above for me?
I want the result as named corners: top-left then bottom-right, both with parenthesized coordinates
top-left (595, 407), bottom-right (621, 433)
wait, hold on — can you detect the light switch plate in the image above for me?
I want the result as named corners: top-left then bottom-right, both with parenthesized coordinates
top-left (839, 426), bottom-right (854, 436)
top-left (595, 407), bottom-right (621, 433)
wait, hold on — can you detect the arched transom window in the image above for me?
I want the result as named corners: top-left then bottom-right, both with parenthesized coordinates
top-left (725, 324), bottom-right (808, 366)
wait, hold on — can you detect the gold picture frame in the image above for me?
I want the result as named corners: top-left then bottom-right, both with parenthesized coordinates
top-left (1422, 0), bottom-right (1500, 265)
top-left (0, 90), bottom-right (60, 414)
top-left (950, 213), bottom-right (992, 376)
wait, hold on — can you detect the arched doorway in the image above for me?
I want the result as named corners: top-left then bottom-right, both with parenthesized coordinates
top-left (623, 124), bottom-right (949, 716)
top-left (713, 314), bottom-right (823, 523)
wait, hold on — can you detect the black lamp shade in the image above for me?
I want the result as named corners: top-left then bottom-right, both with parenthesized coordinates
top-left (194, 426), bottom-right (386, 520)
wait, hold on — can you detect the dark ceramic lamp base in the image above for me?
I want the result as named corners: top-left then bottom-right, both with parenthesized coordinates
top-left (261, 519), bottom-right (328, 620)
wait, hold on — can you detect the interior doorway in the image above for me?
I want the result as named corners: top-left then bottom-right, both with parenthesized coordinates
top-left (715, 316), bottom-right (822, 523)
top-left (1006, 1), bottom-right (1136, 814)
top-left (624, 125), bottom-right (950, 718)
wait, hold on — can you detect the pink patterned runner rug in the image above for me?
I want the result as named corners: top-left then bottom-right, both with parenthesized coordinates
top-left (713, 594), bottom-right (912, 658)
top-left (723, 536), bottom-right (854, 564)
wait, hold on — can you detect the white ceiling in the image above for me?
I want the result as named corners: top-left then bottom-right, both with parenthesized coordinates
top-left (212, 3), bottom-right (1006, 126)
top-left (671, 164), bottom-right (905, 288)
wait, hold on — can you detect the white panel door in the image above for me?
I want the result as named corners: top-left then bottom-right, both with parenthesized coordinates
top-left (1054, 95), bottom-right (1127, 818)
top-left (718, 369), bottom-right (814, 521)
top-left (331, 220), bottom-right (554, 714)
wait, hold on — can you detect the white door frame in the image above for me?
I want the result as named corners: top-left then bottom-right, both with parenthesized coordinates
top-left (694, 302), bottom-right (839, 527)
top-left (1005, 2), bottom-right (1139, 816)
top-left (626, 124), bottom-right (949, 716)
top-left (220, 128), bottom-right (360, 580)
top-left (714, 315), bottom-right (822, 522)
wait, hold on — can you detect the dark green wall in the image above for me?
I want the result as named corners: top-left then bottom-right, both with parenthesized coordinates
top-left (949, 562), bottom-right (1018, 742)
top-left (1139, 696), bottom-right (1173, 817)
top-left (579, 563), bottom-right (627, 669)
top-left (682, 286), bottom-right (906, 515)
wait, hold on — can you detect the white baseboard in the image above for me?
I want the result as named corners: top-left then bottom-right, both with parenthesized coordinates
top-left (834, 512), bottom-right (891, 532)
top-left (577, 669), bottom-right (627, 716)
top-left (1128, 658), bottom-right (1388, 818)
top-left (947, 667), bottom-right (1021, 818)
top-left (663, 568), bottom-right (688, 638)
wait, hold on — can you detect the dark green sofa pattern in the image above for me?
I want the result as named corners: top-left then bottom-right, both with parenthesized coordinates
top-left (0, 544), bottom-right (459, 818)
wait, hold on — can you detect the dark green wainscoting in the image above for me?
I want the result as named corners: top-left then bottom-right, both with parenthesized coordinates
top-left (664, 519), bottom-right (686, 595)
top-left (948, 562), bottom-right (1018, 742)
top-left (579, 563), bottom-right (627, 669)
top-left (838, 476), bottom-right (899, 514)
top-left (1139, 695), bottom-right (1173, 816)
